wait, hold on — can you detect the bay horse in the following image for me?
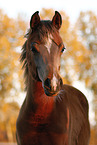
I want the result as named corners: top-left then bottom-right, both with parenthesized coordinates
top-left (16, 11), bottom-right (90, 145)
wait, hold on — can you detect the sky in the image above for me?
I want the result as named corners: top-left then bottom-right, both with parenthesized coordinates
top-left (0, 0), bottom-right (97, 24)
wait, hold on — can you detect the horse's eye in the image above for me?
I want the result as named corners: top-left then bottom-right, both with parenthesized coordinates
top-left (31, 46), bottom-right (38, 53)
top-left (31, 43), bottom-right (39, 53)
top-left (61, 47), bottom-right (66, 53)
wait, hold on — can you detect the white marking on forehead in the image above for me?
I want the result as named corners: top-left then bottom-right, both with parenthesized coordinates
top-left (45, 34), bottom-right (53, 53)
top-left (51, 74), bottom-right (58, 91)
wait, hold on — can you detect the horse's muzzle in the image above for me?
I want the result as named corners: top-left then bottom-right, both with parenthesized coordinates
top-left (44, 77), bottom-right (63, 96)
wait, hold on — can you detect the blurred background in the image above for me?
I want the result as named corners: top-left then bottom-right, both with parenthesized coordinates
top-left (0, 0), bottom-right (97, 144)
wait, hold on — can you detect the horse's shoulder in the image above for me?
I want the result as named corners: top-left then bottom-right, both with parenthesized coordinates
top-left (62, 84), bottom-right (89, 115)
top-left (61, 84), bottom-right (89, 142)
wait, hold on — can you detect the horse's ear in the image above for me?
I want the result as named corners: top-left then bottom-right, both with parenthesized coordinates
top-left (30, 11), bottom-right (40, 29)
top-left (52, 11), bottom-right (62, 30)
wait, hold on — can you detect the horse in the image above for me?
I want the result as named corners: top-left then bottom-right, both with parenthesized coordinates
top-left (16, 11), bottom-right (90, 145)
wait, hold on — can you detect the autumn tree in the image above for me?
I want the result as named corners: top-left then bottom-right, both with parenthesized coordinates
top-left (75, 11), bottom-right (97, 144)
top-left (0, 101), bottom-right (19, 142)
top-left (0, 9), bottom-right (27, 99)
top-left (0, 9), bottom-right (27, 141)
top-left (75, 11), bottom-right (97, 93)
top-left (75, 11), bottom-right (97, 121)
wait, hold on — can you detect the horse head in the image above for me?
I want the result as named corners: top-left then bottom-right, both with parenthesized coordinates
top-left (26, 11), bottom-right (65, 96)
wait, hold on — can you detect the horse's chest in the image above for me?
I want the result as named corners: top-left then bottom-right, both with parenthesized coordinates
top-left (31, 94), bottom-right (55, 125)
top-left (29, 99), bottom-right (55, 130)
top-left (29, 97), bottom-right (68, 134)
top-left (17, 97), bottom-right (69, 145)
top-left (21, 109), bottom-right (68, 145)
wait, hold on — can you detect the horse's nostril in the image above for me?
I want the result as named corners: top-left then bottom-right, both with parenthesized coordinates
top-left (44, 78), bottom-right (51, 89)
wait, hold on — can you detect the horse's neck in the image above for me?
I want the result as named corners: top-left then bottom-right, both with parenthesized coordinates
top-left (26, 74), bottom-right (55, 117)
